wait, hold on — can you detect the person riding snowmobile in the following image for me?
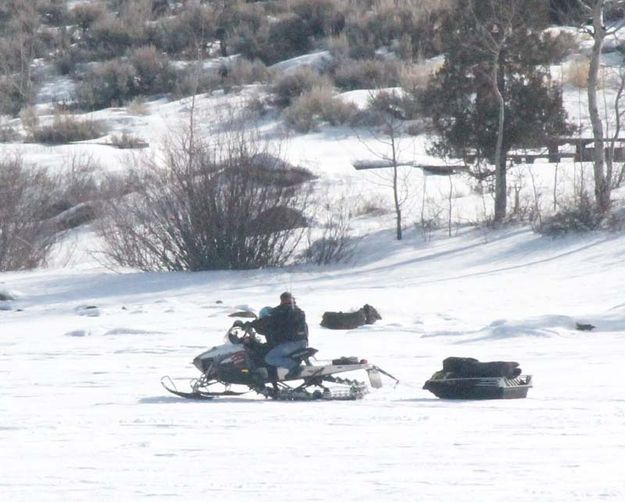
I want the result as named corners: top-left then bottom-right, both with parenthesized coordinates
top-left (248, 292), bottom-right (308, 379)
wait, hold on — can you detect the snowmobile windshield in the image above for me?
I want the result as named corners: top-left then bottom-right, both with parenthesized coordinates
top-left (225, 325), bottom-right (249, 344)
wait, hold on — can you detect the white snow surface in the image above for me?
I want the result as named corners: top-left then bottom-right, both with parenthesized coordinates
top-left (2, 226), bottom-right (625, 501)
top-left (3, 36), bottom-right (625, 501)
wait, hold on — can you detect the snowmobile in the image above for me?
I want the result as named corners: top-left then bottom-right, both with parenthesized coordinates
top-left (162, 322), bottom-right (398, 401)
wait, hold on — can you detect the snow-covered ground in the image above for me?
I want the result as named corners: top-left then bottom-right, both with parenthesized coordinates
top-left (2, 225), bottom-right (625, 501)
top-left (3, 30), bottom-right (625, 501)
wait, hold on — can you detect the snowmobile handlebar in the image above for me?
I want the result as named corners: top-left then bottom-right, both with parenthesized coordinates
top-left (230, 320), bottom-right (255, 332)
top-left (227, 321), bottom-right (258, 345)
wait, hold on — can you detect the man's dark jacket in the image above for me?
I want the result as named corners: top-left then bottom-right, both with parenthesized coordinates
top-left (251, 303), bottom-right (308, 346)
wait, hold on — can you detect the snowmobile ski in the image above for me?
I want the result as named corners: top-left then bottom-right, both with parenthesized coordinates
top-left (161, 376), bottom-right (246, 400)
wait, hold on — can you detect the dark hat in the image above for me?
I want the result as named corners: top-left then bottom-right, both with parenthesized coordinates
top-left (280, 291), bottom-right (294, 302)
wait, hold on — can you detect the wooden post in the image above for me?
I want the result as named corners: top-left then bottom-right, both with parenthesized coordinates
top-left (574, 140), bottom-right (583, 162)
top-left (548, 141), bottom-right (559, 163)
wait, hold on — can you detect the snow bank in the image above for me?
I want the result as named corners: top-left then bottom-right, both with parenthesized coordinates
top-left (270, 51), bottom-right (333, 73)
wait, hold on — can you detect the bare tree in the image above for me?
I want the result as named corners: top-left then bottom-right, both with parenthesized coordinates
top-left (565, 0), bottom-right (625, 211)
top-left (588, 1), bottom-right (610, 210)
top-left (356, 90), bottom-right (415, 240)
top-left (603, 61), bottom-right (625, 187)
top-left (466, 0), bottom-right (522, 222)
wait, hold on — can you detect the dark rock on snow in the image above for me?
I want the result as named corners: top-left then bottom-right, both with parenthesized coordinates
top-left (575, 322), bottom-right (595, 331)
top-left (0, 290), bottom-right (16, 302)
top-left (321, 304), bottom-right (381, 330)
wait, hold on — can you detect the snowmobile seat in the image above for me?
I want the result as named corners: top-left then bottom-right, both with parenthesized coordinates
top-left (289, 347), bottom-right (318, 364)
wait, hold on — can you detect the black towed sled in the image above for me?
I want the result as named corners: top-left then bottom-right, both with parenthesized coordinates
top-left (162, 323), bottom-right (398, 402)
top-left (423, 357), bottom-right (532, 400)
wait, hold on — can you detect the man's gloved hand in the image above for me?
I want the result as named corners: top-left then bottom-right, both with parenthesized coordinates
top-left (243, 321), bottom-right (253, 329)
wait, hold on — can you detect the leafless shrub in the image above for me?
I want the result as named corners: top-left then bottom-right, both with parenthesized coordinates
top-left (109, 131), bottom-right (148, 149)
top-left (19, 106), bottom-right (39, 136)
top-left (0, 156), bottom-right (59, 271)
top-left (0, 75), bottom-right (30, 116)
top-left (98, 127), bottom-right (311, 271)
top-left (76, 59), bottom-right (134, 108)
top-left (342, 0), bottom-right (451, 60)
top-left (272, 67), bottom-right (332, 108)
top-left (64, 154), bottom-right (106, 202)
top-left (399, 62), bottom-right (436, 90)
top-left (283, 86), bottom-right (358, 132)
top-left (98, 170), bottom-right (140, 201)
top-left (40, 154), bottom-right (100, 221)
top-left (54, 47), bottom-right (86, 76)
top-left (37, 0), bottom-right (68, 27)
top-left (70, 3), bottom-right (106, 32)
top-left (353, 198), bottom-right (388, 217)
top-left (414, 215), bottom-right (442, 242)
top-left (327, 33), bottom-right (350, 59)
top-left (77, 48), bottom-right (175, 109)
top-left (126, 98), bottom-right (150, 115)
top-left (563, 57), bottom-right (590, 89)
top-left (399, 61), bottom-right (437, 118)
top-left (41, 152), bottom-right (135, 226)
top-left (256, 14), bottom-right (313, 65)
top-left (534, 193), bottom-right (603, 236)
top-left (244, 95), bottom-right (273, 118)
top-left (604, 206), bottom-right (625, 232)
top-left (223, 59), bottom-right (271, 87)
top-left (0, 2), bottom-right (40, 115)
top-left (31, 115), bottom-right (104, 144)
top-left (129, 45), bottom-right (176, 94)
top-left (289, 0), bottom-right (346, 38)
top-left (87, 4), bottom-right (151, 59)
top-left (367, 89), bottom-right (421, 122)
top-left (36, 25), bottom-right (63, 57)
top-left (147, 4), bottom-right (217, 57)
top-left (304, 198), bottom-right (359, 265)
top-left (52, 202), bottom-right (97, 231)
top-left (88, 15), bottom-right (138, 58)
top-left (562, 57), bottom-right (613, 90)
top-left (333, 58), bottom-right (401, 90)
top-left (244, 153), bottom-right (316, 186)
top-left (542, 29), bottom-right (578, 63)
top-left (0, 123), bottom-right (20, 143)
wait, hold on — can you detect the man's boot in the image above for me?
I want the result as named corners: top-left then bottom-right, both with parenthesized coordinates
top-left (285, 364), bottom-right (302, 379)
